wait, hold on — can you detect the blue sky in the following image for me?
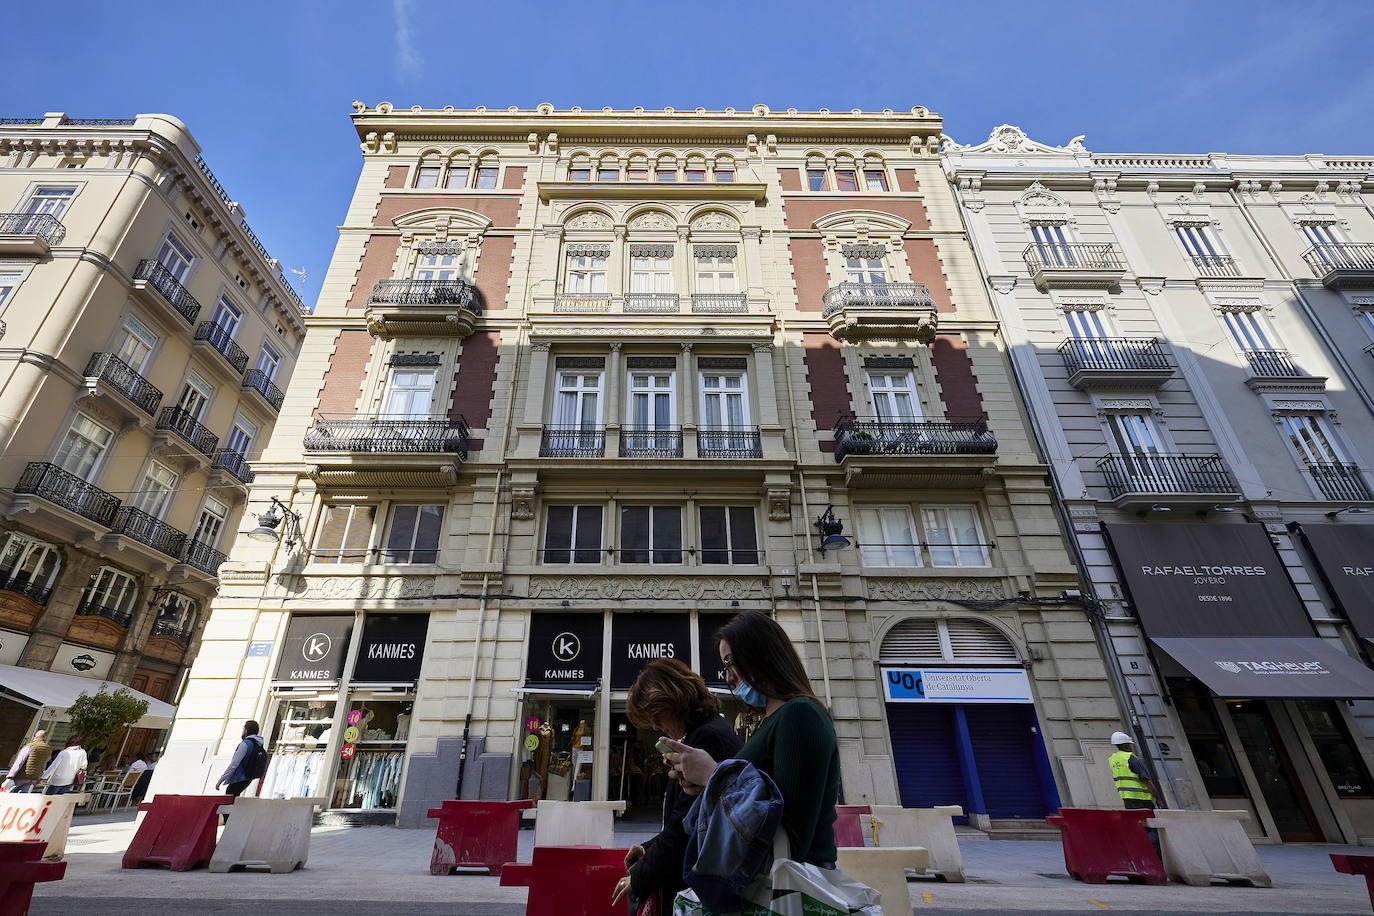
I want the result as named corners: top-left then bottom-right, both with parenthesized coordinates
top-left (1, 1), bottom-right (1368, 310)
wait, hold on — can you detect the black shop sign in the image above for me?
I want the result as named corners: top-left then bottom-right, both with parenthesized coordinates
top-left (526, 613), bottom-right (603, 688)
top-left (275, 615), bottom-right (354, 682)
top-left (696, 613), bottom-right (736, 688)
top-left (352, 614), bottom-right (429, 683)
top-left (611, 614), bottom-right (691, 689)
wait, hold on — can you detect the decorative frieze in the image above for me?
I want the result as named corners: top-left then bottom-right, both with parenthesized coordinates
top-left (555, 356), bottom-right (605, 369)
top-left (841, 243), bottom-right (887, 260)
top-left (626, 356), bottom-right (677, 369)
top-left (389, 353), bottom-right (442, 366)
top-left (697, 356), bottom-right (748, 370)
top-left (629, 243), bottom-right (674, 258)
top-left (863, 356), bottom-right (914, 369)
top-left (566, 243), bottom-right (611, 258)
top-left (528, 575), bottom-right (764, 601)
top-left (295, 576), bottom-right (435, 601)
top-left (693, 244), bottom-right (737, 259)
top-left (866, 577), bottom-right (1008, 603)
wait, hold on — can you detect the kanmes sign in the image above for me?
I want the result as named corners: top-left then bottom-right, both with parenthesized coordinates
top-left (275, 615), bottom-right (353, 682)
top-left (525, 613), bottom-right (603, 687)
top-left (352, 614), bottom-right (429, 683)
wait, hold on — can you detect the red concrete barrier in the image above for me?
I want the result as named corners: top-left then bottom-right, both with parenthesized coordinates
top-left (122, 794), bottom-right (234, 871)
top-left (835, 804), bottom-right (872, 848)
top-left (1331, 853), bottom-right (1374, 912)
top-left (427, 799), bottom-right (535, 876)
top-left (0, 840), bottom-right (66, 915)
top-left (500, 845), bottom-right (631, 916)
top-left (1047, 808), bottom-right (1165, 885)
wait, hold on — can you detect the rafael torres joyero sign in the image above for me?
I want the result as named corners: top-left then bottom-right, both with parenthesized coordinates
top-left (275, 615), bottom-right (354, 682)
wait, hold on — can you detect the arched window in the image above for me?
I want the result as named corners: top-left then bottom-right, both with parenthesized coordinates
top-left (879, 617), bottom-right (1018, 665)
top-left (474, 154), bottom-right (499, 189)
top-left (79, 565), bottom-right (140, 624)
top-left (626, 154), bottom-right (649, 182)
top-left (152, 593), bottom-right (197, 640)
top-left (0, 533), bottom-right (60, 604)
top-left (713, 154), bottom-right (735, 183)
top-left (414, 153), bottom-right (443, 189)
top-left (597, 154), bottom-right (620, 182)
top-left (568, 154), bottom-right (592, 182)
top-left (655, 154), bottom-right (678, 183)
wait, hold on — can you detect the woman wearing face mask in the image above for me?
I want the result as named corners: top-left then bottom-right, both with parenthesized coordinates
top-left (661, 611), bottom-right (840, 868)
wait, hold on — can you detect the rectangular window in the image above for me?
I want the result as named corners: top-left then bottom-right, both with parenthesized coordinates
top-left (1220, 310), bottom-right (1276, 352)
top-left (176, 372), bottom-right (212, 420)
top-left (867, 371), bottom-right (920, 421)
top-left (156, 234), bottom-right (195, 283)
top-left (192, 496), bottom-right (230, 549)
top-left (685, 169), bottom-right (706, 183)
top-left (1029, 223), bottom-right (1073, 267)
top-left (699, 506), bottom-right (758, 564)
top-left (82, 566), bottom-right (139, 616)
top-left (415, 253), bottom-right (459, 282)
top-left (864, 170), bottom-right (888, 191)
top-left (568, 167), bottom-right (591, 182)
top-left (0, 272), bottom-right (19, 314)
top-left (225, 417), bottom-right (255, 456)
top-left (1302, 223), bottom-right (1344, 247)
top-left (255, 344), bottom-right (281, 380)
top-left (543, 505), bottom-right (603, 564)
top-left (700, 373), bottom-right (749, 428)
top-left (1175, 224), bottom-right (1222, 258)
top-left (382, 368), bottom-right (435, 417)
top-left (383, 504), bottom-right (445, 564)
top-left (620, 506), bottom-right (682, 564)
top-left (656, 169), bottom-right (677, 183)
top-left (1169, 678), bottom-right (1246, 797)
top-left (0, 534), bottom-right (59, 591)
top-left (1107, 412), bottom-right (1165, 456)
top-left (628, 372), bottom-right (674, 430)
top-left (1279, 413), bottom-right (1345, 466)
top-left (115, 315), bottom-right (158, 371)
top-left (845, 256), bottom-right (887, 285)
top-left (922, 506), bottom-right (988, 567)
top-left (715, 169), bottom-right (734, 183)
top-left (554, 371), bottom-right (602, 428)
top-left (856, 506), bottom-right (920, 567)
top-left (210, 295), bottom-right (242, 336)
top-left (1357, 309), bottom-right (1374, 340)
top-left (445, 166), bottom-right (470, 189)
top-left (1064, 308), bottom-right (1109, 340)
top-left (55, 413), bottom-right (112, 477)
top-left (566, 254), bottom-right (608, 293)
top-left (806, 169), bottom-right (828, 191)
top-left (1299, 701), bottom-right (1373, 797)
top-left (475, 167), bottom-right (498, 189)
top-left (314, 503), bottom-right (376, 564)
top-left (627, 167), bottom-right (648, 182)
top-left (25, 187), bottom-right (74, 217)
top-left (130, 460), bottom-right (178, 518)
top-left (597, 168), bottom-right (619, 182)
top-left (631, 256), bottom-right (673, 293)
top-left (415, 166), bottom-right (440, 188)
top-left (695, 255), bottom-right (737, 293)
top-left (834, 170), bottom-right (859, 191)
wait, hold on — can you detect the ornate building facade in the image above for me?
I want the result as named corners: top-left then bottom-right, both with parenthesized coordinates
top-left (0, 113), bottom-right (306, 760)
top-left (945, 125), bottom-right (1374, 843)
top-left (157, 104), bottom-right (1121, 831)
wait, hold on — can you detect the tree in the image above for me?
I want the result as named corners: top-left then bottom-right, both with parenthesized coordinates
top-left (66, 685), bottom-right (149, 754)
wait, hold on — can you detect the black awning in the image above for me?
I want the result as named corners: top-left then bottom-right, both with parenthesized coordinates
top-left (1152, 636), bottom-right (1374, 699)
top-left (1295, 523), bottom-right (1374, 642)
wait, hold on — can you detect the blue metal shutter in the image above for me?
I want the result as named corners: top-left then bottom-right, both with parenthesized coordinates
top-left (964, 705), bottom-right (1050, 818)
top-left (885, 703), bottom-right (968, 820)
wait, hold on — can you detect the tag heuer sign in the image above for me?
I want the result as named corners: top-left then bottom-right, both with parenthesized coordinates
top-left (275, 615), bottom-right (353, 682)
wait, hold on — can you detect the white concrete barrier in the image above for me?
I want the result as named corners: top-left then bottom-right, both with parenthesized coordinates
top-left (209, 796), bottom-right (325, 874)
top-left (1147, 809), bottom-right (1271, 888)
top-left (0, 792), bottom-right (88, 859)
top-left (532, 799), bottom-right (626, 848)
top-left (836, 847), bottom-right (929, 916)
top-left (870, 804), bottom-right (966, 883)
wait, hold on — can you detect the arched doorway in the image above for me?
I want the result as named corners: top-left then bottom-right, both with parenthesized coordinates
top-left (879, 617), bottom-right (1059, 822)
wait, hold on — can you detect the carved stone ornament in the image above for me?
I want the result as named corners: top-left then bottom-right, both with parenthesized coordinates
top-left (987, 276), bottom-right (1016, 294)
top-left (629, 211), bottom-right (676, 231)
top-left (417, 242), bottom-right (463, 256)
top-left (388, 353), bottom-right (442, 366)
top-left (511, 485), bottom-right (536, 521)
top-left (693, 244), bottom-right (737, 259)
top-left (842, 243), bottom-right (887, 260)
top-left (1098, 398), bottom-right (1154, 412)
top-left (629, 243), bottom-right (674, 259)
top-left (1136, 278), bottom-right (1165, 296)
top-left (866, 577), bottom-right (1007, 603)
top-left (298, 576), bottom-right (435, 601)
top-left (566, 211), bottom-right (613, 230)
top-left (957, 125), bottom-right (1088, 156)
top-left (767, 487), bottom-right (792, 521)
top-left (1271, 399), bottom-right (1326, 412)
top-left (690, 211), bottom-right (738, 231)
top-left (1019, 181), bottom-right (1066, 209)
top-left (528, 575), bottom-right (764, 601)
top-left (566, 243), bottom-right (611, 258)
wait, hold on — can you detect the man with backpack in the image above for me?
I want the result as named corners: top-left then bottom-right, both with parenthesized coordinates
top-left (216, 720), bottom-right (268, 797)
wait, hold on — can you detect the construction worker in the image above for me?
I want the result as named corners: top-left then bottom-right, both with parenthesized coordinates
top-left (1110, 731), bottom-right (1164, 860)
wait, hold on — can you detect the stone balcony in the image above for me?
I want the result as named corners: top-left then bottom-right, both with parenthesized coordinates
top-left (365, 279), bottom-right (482, 339)
top-left (1023, 243), bottom-right (1126, 291)
top-left (822, 282), bottom-right (937, 342)
top-left (0, 212), bottom-right (65, 257)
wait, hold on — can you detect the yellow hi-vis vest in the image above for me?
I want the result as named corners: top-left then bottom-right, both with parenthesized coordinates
top-left (1110, 750), bottom-right (1153, 801)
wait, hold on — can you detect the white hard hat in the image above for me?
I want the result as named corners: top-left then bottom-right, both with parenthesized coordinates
top-left (1110, 731), bottom-right (1133, 746)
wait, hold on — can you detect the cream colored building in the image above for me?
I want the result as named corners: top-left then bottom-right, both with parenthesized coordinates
top-left (945, 125), bottom-right (1374, 843)
top-left (158, 103), bottom-right (1124, 831)
top-left (0, 113), bottom-right (305, 761)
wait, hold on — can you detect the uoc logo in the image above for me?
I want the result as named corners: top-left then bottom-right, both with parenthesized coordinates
top-left (1214, 661), bottom-right (1242, 674)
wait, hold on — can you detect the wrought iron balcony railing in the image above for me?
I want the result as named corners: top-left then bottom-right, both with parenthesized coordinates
top-left (540, 426), bottom-right (606, 457)
top-left (368, 279), bottom-right (482, 313)
top-left (554, 293), bottom-right (614, 313)
top-left (821, 282), bottom-right (934, 319)
top-left (1309, 462), bottom-right (1374, 502)
top-left (691, 293), bottom-right (748, 314)
top-left (1058, 338), bottom-right (1170, 374)
top-left (150, 618), bottom-right (193, 643)
top-left (133, 259), bottom-right (202, 324)
top-left (1022, 243), bottom-right (1124, 273)
top-left (212, 448), bottom-right (254, 484)
top-left (624, 292), bottom-right (680, 313)
top-left (0, 575), bottom-right (53, 606)
top-left (74, 598), bottom-right (132, 629)
top-left (620, 427), bottom-right (684, 458)
top-left (1096, 453), bottom-right (1239, 498)
top-left (1304, 243), bottom-right (1374, 274)
top-left (83, 352), bottom-right (163, 416)
top-left (180, 539), bottom-right (227, 576)
top-left (1191, 255), bottom-right (1241, 277)
top-left (194, 321), bottom-right (248, 374)
top-left (698, 426), bottom-right (763, 459)
top-left (14, 461), bottom-right (119, 527)
top-left (1244, 349), bottom-right (1303, 378)
top-left (0, 212), bottom-right (66, 246)
top-left (303, 414), bottom-right (470, 457)
top-left (833, 418), bottom-right (997, 462)
top-left (242, 369), bottom-right (285, 411)
top-left (156, 406), bottom-right (218, 456)
top-left (109, 506), bottom-right (186, 559)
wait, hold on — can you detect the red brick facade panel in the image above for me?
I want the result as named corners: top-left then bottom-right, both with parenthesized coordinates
top-left (475, 235), bottom-right (515, 313)
top-left (930, 333), bottom-right (984, 420)
top-left (384, 165), bottom-right (409, 188)
top-left (894, 169), bottom-right (919, 192)
top-left (803, 333), bottom-right (851, 444)
top-left (903, 239), bottom-right (955, 313)
top-left (373, 195), bottom-right (522, 228)
top-left (347, 235), bottom-right (401, 310)
top-left (502, 166), bottom-right (526, 190)
top-left (789, 237), bottom-right (829, 313)
top-left (449, 332), bottom-right (501, 446)
top-left (781, 197), bottom-right (931, 231)
top-left (316, 329), bottom-right (374, 417)
top-left (778, 168), bottom-right (801, 191)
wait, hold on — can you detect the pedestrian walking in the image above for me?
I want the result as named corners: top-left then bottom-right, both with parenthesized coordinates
top-left (43, 737), bottom-right (87, 795)
top-left (3, 730), bottom-right (50, 793)
top-left (1109, 730), bottom-right (1165, 860)
top-left (216, 720), bottom-right (268, 798)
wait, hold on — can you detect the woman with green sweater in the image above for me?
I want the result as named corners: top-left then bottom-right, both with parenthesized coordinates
top-left (662, 611), bottom-right (840, 867)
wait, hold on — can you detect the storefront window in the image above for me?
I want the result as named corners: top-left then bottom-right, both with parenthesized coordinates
top-left (262, 697), bottom-right (335, 799)
top-left (331, 698), bottom-right (412, 809)
top-left (1168, 678), bottom-right (1245, 797)
top-left (1299, 701), bottom-right (1372, 798)
top-left (517, 699), bottom-right (595, 802)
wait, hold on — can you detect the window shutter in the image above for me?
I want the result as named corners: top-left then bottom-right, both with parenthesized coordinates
top-left (879, 618), bottom-right (942, 663)
top-left (315, 505), bottom-right (351, 562)
top-left (944, 619), bottom-right (1018, 662)
top-left (342, 506), bottom-right (376, 562)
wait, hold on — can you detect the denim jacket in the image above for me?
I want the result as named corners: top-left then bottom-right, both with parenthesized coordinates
top-left (682, 758), bottom-right (783, 912)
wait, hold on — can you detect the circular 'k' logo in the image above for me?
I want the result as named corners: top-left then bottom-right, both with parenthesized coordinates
top-left (302, 632), bottom-right (332, 663)
top-left (1215, 661), bottom-right (1242, 674)
top-left (552, 632), bottom-right (581, 663)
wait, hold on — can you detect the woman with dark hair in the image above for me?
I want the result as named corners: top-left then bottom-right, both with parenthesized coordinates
top-left (612, 657), bottom-right (741, 914)
top-left (662, 611), bottom-right (840, 868)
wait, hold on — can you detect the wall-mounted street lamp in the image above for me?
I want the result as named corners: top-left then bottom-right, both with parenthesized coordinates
top-left (814, 505), bottom-right (851, 554)
top-left (1326, 505), bottom-right (1372, 520)
top-left (247, 496), bottom-right (303, 550)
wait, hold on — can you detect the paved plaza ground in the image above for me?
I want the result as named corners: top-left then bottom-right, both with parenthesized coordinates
top-left (25, 812), bottom-right (1373, 914)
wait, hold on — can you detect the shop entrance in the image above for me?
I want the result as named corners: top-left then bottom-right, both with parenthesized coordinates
top-left (1229, 700), bottom-right (1321, 842)
top-left (608, 712), bottom-right (669, 823)
top-left (517, 697), bottom-right (596, 803)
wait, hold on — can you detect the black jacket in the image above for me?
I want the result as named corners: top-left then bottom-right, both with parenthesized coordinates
top-left (628, 711), bottom-right (742, 908)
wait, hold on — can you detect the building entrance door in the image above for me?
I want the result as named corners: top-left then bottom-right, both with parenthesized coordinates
top-left (1229, 701), bottom-right (1321, 842)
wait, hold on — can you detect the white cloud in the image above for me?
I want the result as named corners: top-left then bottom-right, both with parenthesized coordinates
top-left (393, 0), bottom-right (421, 79)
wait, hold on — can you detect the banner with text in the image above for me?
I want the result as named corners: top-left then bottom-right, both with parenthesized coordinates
top-left (1297, 523), bottom-right (1374, 643)
top-left (525, 612), bottom-right (603, 688)
top-left (881, 667), bottom-right (1033, 704)
top-left (611, 613), bottom-right (691, 689)
top-left (352, 613), bottom-right (429, 683)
